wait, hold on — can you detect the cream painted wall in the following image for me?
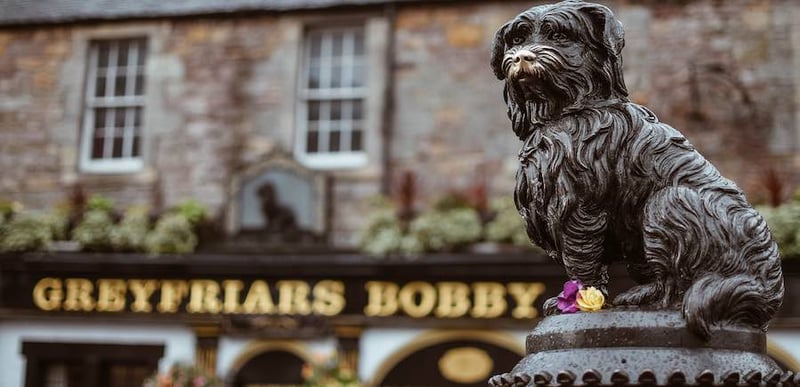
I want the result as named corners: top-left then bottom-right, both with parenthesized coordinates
top-left (0, 320), bottom-right (195, 387)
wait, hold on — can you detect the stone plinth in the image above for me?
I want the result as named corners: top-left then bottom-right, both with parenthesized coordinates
top-left (491, 310), bottom-right (791, 387)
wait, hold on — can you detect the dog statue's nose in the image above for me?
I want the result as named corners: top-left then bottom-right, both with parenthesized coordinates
top-left (513, 50), bottom-right (536, 63)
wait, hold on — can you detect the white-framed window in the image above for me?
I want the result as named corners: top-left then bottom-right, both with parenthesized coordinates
top-left (296, 26), bottom-right (368, 169)
top-left (80, 38), bottom-right (147, 173)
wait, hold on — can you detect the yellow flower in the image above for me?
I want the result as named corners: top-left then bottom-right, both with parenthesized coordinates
top-left (576, 287), bottom-right (605, 312)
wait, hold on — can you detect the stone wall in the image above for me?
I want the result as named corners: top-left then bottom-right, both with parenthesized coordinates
top-left (0, 0), bottom-right (798, 247)
top-left (391, 0), bottom-right (800, 207)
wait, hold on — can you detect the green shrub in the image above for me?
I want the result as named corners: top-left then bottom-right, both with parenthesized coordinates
top-left (759, 203), bottom-right (800, 258)
top-left (86, 194), bottom-right (115, 213)
top-left (409, 208), bottom-right (482, 252)
top-left (145, 213), bottom-right (198, 254)
top-left (43, 211), bottom-right (70, 241)
top-left (110, 206), bottom-right (150, 252)
top-left (0, 214), bottom-right (52, 252)
top-left (358, 201), bottom-right (405, 256)
top-left (485, 198), bottom-right (532, 247)
top-left (173, 199), bottom-right (208, 227)
top-left (71, 210), bottom-right (114, 251)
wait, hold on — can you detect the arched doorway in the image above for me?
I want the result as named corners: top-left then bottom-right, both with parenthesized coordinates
top-left (769, 340), bottom-right (800, 372)
top-left (371, 331), bottom-right (523, 387)
top-left (228, 342), bottom-right (310, 387)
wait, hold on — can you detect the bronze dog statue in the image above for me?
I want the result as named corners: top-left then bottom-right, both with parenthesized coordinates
top-left (491, 0), bottom-right (783, 338)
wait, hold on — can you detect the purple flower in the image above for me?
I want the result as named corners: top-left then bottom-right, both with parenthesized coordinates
top-left (557, 280), bottom-right (583, 314)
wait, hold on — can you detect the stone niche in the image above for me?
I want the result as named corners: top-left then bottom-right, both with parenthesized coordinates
top-left (226, 154), bottom-right (327, 247)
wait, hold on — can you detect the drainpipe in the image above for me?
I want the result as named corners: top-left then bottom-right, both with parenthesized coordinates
top-left (380, 2), bottom-right (397, 195)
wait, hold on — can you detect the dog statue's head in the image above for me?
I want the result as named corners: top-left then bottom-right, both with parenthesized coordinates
top-left (491, 0), bottom-right (629, 139)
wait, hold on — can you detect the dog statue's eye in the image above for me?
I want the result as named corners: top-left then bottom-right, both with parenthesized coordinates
top-left (511, 36), bottom-right (525, 45)
top-left (550, 32), bottom-right (569, 41)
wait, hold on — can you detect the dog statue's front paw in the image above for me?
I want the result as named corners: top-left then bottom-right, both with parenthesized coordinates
top-left (542, 296), bottom-right (560, 316)
top-left (489, 372), bottom-right (532, 387)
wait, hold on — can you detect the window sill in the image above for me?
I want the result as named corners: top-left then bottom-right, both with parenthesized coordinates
top-left (79, 159), bottom-right (144, 175)
top-left (296, 152), bottom-right (368, 170)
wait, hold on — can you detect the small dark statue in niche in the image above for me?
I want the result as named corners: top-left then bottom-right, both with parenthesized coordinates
top-left (257, 182), bottom-right (298, 234)
top-left (491, 0), bottom-right (783, 338)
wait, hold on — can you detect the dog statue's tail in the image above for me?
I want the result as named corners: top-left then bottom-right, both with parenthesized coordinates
top-left (681, 205), bottom-right (784, 340)
top-left (645, 184), bottom-right (783, 340)
top-left (683, 271), bottom-right (783, 340)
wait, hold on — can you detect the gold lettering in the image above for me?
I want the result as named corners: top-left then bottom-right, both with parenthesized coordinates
top-left (187, 280), bottom-right (222, 314)
top-left (435, 282), bottom-right (471, 318)
top-left (312, 280), bottom-right (345, 316)
top-left (222, 280), bottom-right (244, 313)
top-left (364, 281), bottom-right (399, 317)
top-left (508, 282), bottom-right (545, 319)
top-left (276, 280), bottom-right (311, 315)
top-left (398, 281), bottom-right (436, 318)
top-left (471, 282), bottom-right (506, 318)
top-left (63, 278), bottom-right (95, 311)
top-left (242, 280), bottom-right (275, 314)
top-left (96, 279), bottom-right (126, 312)
top-left (157, 280), bottom-right (188, 313)
top-left (128, 280), bottom-right (159, 313)
top-left (33, 277), bottom-right (63, 311)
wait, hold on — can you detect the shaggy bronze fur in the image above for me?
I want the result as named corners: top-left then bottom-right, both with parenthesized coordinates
top-left (491, 0), bottom-right (783, 339)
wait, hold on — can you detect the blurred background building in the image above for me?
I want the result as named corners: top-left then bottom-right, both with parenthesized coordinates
top-left (1, 0), bottom-right (800, 386)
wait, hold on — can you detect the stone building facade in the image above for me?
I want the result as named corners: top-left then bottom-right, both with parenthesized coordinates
top-left (1, 0), bottom-right (800, 246)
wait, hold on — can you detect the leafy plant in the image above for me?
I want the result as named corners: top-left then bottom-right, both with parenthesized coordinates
top-left (0, 199), bottom-right (24, 219)
top-left (409, 207), bottom-right (482, 252)
top-left (173, 199), bottom-right (208, 227)
top-left (110, 206), bottom-right (150, 252)
top-left (0, 214), bottom-right (52, 252)
top-left (71, 210), bottom-right (114, 251)
top-left (359, 199), bottom-right (405, 256)
top-left (143, 363), bottom-right (221, 387)
top-left (86, 194), bottom-right (115, 213)
top-left (302, 354), bottom-right (360, 387)
top-left (43, 211), bottom-right (70, 241)
top-left (759, 203), bottom-right (800, 259)
top-left (145, 213), bottom-right (198, 254)
top-left (485, 197), bottom-right (532, 247)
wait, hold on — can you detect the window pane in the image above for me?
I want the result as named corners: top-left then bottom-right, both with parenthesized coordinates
top-left (308, 64), bottom-right (320, 89)
top-left (351, 129), bottom-right (363, 151)
top-left (354, 30), bottom-right (365, 56)
top-left (330, 100), bottom-right (342, 121)
top-left (330, 63), bottom-right (342, 88)
top-left (132, 135), bottom-right (141, 157)
top-left (308, 101), bottom-right (320, 121)
top-left (330, 131), bottom-right (341, 152)
top-left (112, 137), bottom-right (124, 158)
top-left (95, 75), bottom-right (106, 97)
top-left (136, 40), bottom-right (146, 65)
top-left (352, 63), bottom-right (366, 87)
top-left (97, 42), bottom-right (110, 68)
top-left (117, 40), bottom-right (129, 65)
top-left (134, 107), bottom-right (142, 126)
top-left (352, 99), bottom-right (363, 120)
top-left (309, 34), bottom-right (322, 60)
top-left (307, 131), bottom-right (319, 153)
top-left (115, 107), bottom-right (126, 128)
top-left (92, 137), bottom-right (105, 159)
top-left (134, 73), bottom-right (145, 95)
top-left (94, 108), bottom-right (106, 129)
top-left (114, 76), bottom-right (127, 96)
top-left (331, 31), bottom-right (344, 56)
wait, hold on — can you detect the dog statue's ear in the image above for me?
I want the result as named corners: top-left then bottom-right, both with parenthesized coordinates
top-left (490, 21), bottom-right (511, 80)
top-left (579, 2), bottom-right (625, 57)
